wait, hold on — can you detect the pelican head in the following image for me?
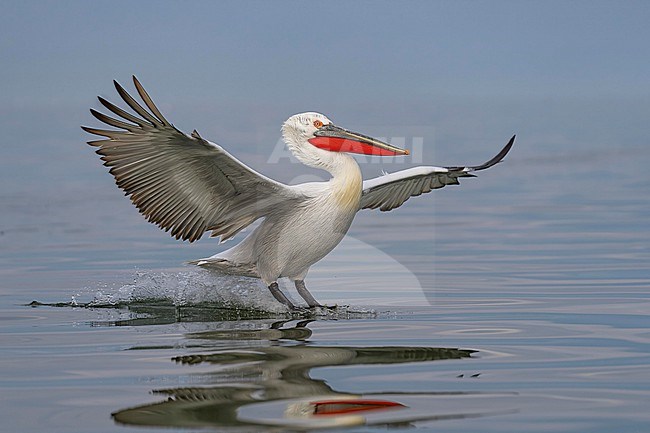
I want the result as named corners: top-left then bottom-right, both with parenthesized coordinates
top-left (281, 112), bottom-right (408, 169)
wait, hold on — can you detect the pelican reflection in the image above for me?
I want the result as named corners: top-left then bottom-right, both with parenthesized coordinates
top-left (113, 320), bottom-right (482, 429)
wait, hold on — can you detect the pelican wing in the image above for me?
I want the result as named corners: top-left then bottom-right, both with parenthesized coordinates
top-left (83, 76), bottom-right (299, 242)
top-left (360, 135), bottom-right (515, 212)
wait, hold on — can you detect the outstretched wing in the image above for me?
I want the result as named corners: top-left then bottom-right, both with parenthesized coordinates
top-left (359, 135), bottom-right (515, 212)
top-left (83, 76), bottom-right (300, 242)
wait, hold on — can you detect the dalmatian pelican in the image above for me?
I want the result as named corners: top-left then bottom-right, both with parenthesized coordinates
top-left (83, 77), bottom-right (514, 309)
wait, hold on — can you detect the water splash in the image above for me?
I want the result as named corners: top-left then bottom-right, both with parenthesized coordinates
top-left (90, 268), bottom-right (284, 311)
top-left (29, 267), bottom-right (377, 321)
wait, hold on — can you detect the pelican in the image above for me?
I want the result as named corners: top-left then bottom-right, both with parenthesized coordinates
top-left (83, 77), bottom-right (514, 310)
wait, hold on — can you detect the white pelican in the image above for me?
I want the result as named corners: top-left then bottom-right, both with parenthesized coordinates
top-left (83, 77), bottom-right (514, 309)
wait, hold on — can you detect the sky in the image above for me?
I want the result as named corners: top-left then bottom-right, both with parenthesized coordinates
top-left (3, 1), bottom-right (649, 100)
top-left (1, 0), bottom-right (649, 192)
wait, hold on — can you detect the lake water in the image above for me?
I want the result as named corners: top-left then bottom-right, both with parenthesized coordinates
top-left (1, 123), bottom-right (649, 432)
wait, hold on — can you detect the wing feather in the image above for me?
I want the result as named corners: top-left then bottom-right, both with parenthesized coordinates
top-left (89, 109), bottom-right (138, 131)
top-left (360, 136), bottom-right (515, 212)
top-left (113, 79), bottom-right (163, 126)
top-left (83, 76), bottom-right (300, 242)
top-left (98, 96), bottom-right (149, 127)
top-left (132, 76), bottom-right (171, 125)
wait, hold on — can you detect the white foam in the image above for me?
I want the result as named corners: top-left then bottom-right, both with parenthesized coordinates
top-left (86, 268), bottom-right (287, 313)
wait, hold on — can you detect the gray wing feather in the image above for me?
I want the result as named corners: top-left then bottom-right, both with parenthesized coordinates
top-left (360, 135), bottom-right (515, 212)
top-left (83, 76), bottom-right (298, 242)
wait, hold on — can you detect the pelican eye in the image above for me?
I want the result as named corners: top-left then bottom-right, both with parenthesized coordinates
top-left (313, 120), bottom-right (324, 129)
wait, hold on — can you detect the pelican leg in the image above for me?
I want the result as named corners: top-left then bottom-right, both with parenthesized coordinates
top-left (268, 282), bottom-right (297, 309)
top-left (294, 280), bottom-right (324, 308)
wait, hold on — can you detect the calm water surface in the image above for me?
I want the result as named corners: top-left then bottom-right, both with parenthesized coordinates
top-left (1, 137), bottom-right (649, 432)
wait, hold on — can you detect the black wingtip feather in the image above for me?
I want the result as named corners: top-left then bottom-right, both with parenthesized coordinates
top-left (131, 75), bottom-right (170, 125)
top-left (471, 134), bottom-right (516, 171)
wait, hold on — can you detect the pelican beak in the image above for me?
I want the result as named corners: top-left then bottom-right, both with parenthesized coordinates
top-left (309, 124), bottom-right (409, 156)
